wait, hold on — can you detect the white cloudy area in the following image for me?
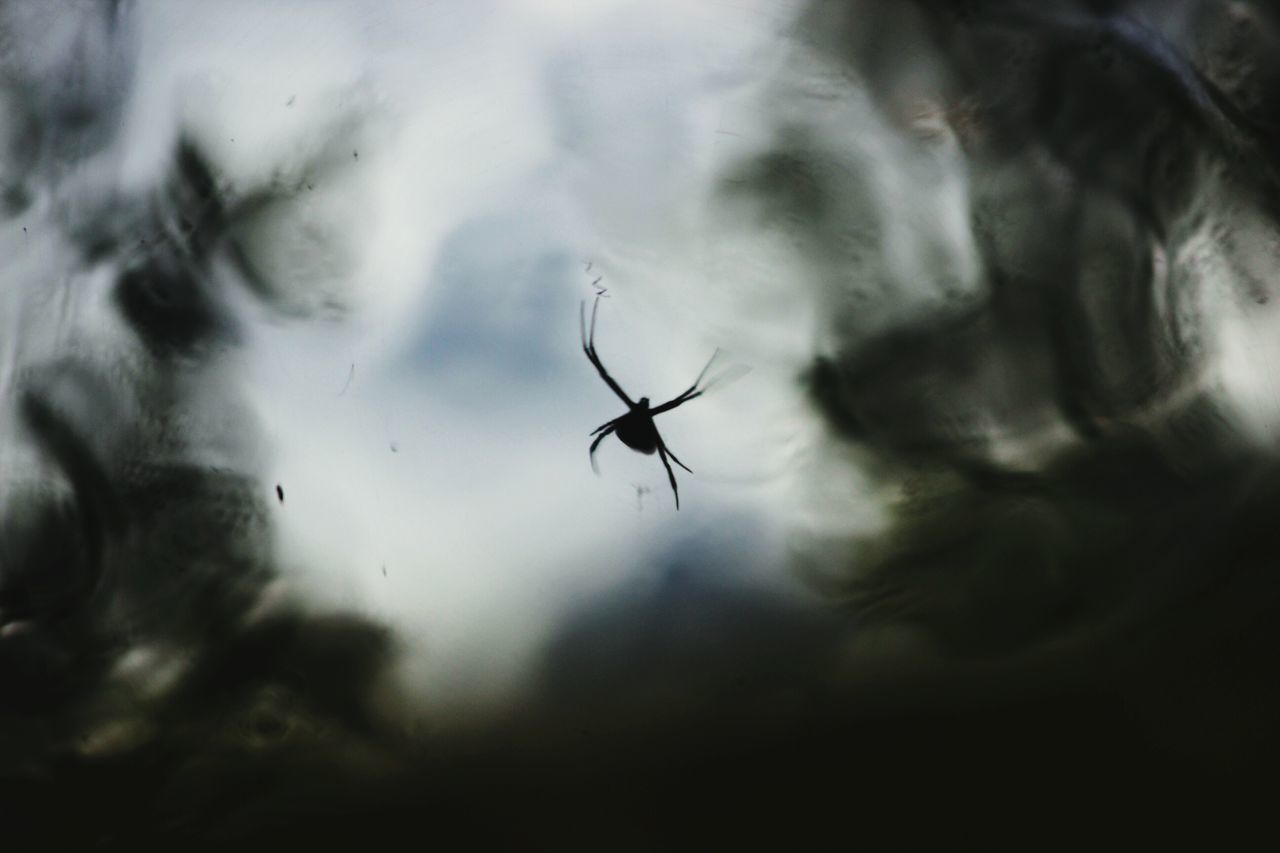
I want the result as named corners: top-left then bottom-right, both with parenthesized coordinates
top-left (8, 0), bottom-right (895, 726)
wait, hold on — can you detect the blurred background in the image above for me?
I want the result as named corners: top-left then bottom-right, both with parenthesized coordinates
top-left (4, 0), bottom-right (1280, 847)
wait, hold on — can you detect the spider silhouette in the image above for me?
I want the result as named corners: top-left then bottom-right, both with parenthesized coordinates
top-left (582, 297), bottom-right (718, 509)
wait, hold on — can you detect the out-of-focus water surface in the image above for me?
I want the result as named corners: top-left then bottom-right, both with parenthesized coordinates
top-left (5, 0), bottom-right (1280, 846)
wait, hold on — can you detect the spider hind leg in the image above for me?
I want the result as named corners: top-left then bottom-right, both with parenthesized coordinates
top-left (660, 438), bottom-right (693, 474)
top-left (656, 445), bottom-right (681, 510)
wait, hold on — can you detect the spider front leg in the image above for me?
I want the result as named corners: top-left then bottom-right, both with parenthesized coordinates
top-left (580, 297), bottom-right (634, 407)
top-left (650, 347), bottom-right (721, 415)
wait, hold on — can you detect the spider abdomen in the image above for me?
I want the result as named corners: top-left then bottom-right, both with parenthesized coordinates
top-left (615, 415), bottom-right (659, 455)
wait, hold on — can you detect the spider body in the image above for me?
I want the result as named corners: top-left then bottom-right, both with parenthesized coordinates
top-left (613, 399), bottom-right (659, 455)
top-left (581, 298), bottom-right (717, 509)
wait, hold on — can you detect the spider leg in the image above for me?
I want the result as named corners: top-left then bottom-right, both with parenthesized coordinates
top-left (655, 432), bottom-right (693, 474)
top-left (650, 347), bottom-right (721, 416)
top-left (691, 346), bottom-right (721, 389)
top-left (589, 424), bottom-right (616, 475)
top-left (580, 297), bottom-right (635, 407)
top-left (656, 444), bottom-right (681, 510)
top-left (651, 389), bottom-right (702, 416)
top-left (590, 415), bottom-right (623, 437)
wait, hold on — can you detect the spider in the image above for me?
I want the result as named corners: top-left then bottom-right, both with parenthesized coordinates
top-left (581, 296), bottom-right (718, 509)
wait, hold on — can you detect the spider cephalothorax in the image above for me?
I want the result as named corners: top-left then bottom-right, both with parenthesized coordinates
top-left (581, 297), bottom-right (718, 509)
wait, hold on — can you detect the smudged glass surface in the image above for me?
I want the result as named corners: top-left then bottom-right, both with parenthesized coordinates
top-left (4, 0), bottom-right (1280, 846)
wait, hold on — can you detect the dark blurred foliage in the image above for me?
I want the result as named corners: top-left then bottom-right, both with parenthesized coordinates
top-left (796, 0), bottom-right (1280, 692)
top-left (1, 3), bottom-right (401, 838)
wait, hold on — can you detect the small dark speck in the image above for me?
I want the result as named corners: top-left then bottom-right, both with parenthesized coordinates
top-left (286, 95), bottom-right (296, 106)
top-left (1257, 296), bottom-right (1269, 305)
top-left (276, 484), bottom-right (284, 503)
top-left (353, 150), bottom-right (358, 159)
top-left (389, 442), bottom-right (399, 453)
top-left (307, 184), bottom-right (314, 191)
top-left (381, 564), bottom-right (387, 577)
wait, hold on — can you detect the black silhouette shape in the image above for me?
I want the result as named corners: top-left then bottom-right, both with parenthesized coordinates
top-left (581, 296), bottom-right (717, 509)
